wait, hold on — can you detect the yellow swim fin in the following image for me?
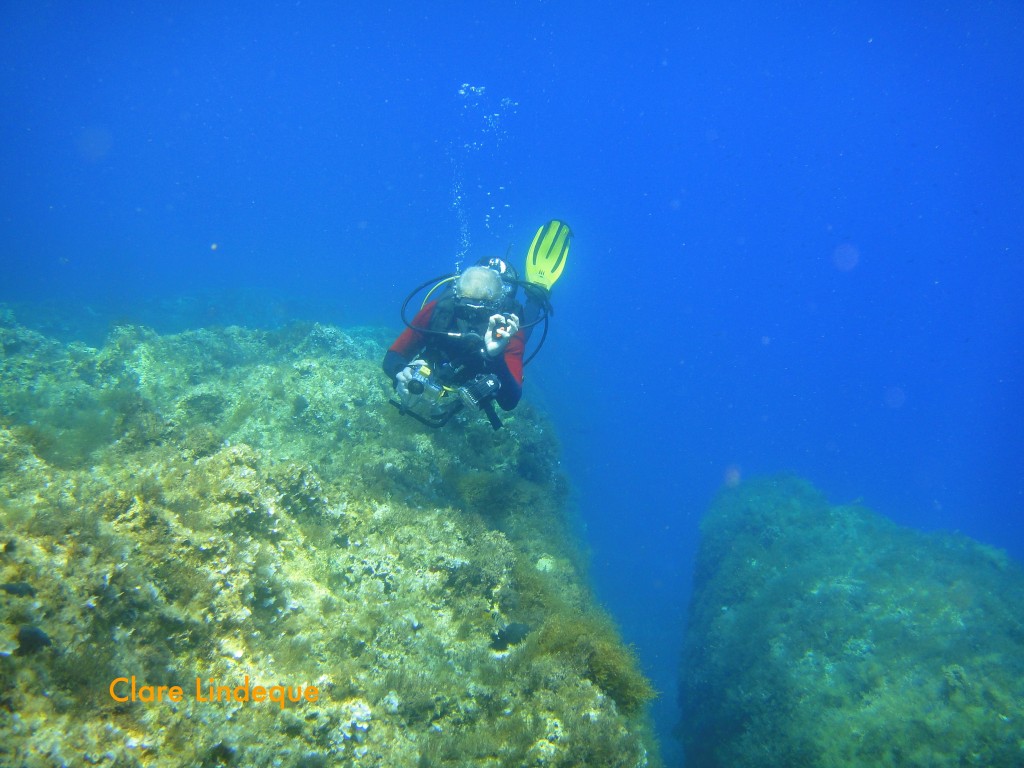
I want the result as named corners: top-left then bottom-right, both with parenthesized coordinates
top-left (525, 219), bottom-right (572, 290)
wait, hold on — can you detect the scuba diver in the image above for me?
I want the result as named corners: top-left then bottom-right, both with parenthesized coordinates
top-left (383, 219), bottom-right (571, 430)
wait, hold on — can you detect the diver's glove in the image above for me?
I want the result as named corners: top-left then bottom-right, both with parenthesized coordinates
top-left (484, 313), bottom-right (520, 357)
top-left (394, 359), bottom-right (427, 398)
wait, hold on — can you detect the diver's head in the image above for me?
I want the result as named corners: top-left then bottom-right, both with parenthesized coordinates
top-left (454, 266), bottom-right (503, 310)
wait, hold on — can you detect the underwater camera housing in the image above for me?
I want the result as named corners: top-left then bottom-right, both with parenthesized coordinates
top-left (397, 364), bottom-right (457, 427)
top-left (390, 365), bottom-right (504, 430)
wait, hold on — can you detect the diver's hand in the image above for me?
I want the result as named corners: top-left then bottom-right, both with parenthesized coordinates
top-left (484, 313), bottom-right (519, 357)
top-left (395, 359), bottom-right (427, 397)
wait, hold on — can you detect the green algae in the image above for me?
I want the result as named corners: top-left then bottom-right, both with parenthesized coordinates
top-left (680, 475), bottom-right (1024, 768)
top-left (0, 308), bottom-right (658, 768)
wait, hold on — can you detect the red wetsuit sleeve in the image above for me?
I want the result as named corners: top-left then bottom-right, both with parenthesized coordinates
top-left (383, 302), bottom-right (435, 377)
top-left (494, 331), bottom-right (525, 410)
top-left (503, 333), bottom-right (525, 386)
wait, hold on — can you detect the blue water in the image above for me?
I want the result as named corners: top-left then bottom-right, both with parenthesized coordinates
top-left (3, 3), bottom-right (1022, 764)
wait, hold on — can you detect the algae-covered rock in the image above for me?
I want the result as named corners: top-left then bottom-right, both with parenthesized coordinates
top-left (0, 309), bottom-right (657, 767)
top-left (679, 475), bottom-right (1024, 768)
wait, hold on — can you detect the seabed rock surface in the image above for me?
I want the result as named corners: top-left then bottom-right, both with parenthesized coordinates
top-left (680, 475), bottom-right (1024, 768)
top-left (0, 307), bottom-right (657, 768)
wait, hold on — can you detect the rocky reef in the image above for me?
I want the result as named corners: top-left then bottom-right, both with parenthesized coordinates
top-left (680, 476), bottom-right (1024, 767)
top-left (0, 306), bottom-right (657, 767)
